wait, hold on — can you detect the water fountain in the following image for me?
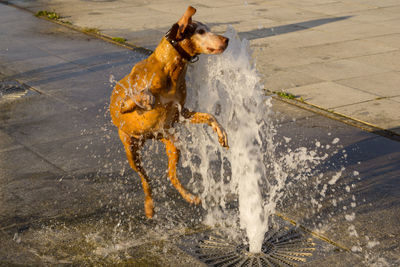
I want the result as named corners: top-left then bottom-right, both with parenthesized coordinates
top-left (182, 26), bottom-right (335, 259)
top-left (182, 25), bottom-right (275, 253)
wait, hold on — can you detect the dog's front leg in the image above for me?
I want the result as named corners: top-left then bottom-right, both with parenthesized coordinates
top-left (182, 108), bottom-right (229, 149)
top-left (121, 90), bottom-right (155, 114)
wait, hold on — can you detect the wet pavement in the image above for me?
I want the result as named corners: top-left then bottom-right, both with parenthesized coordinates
top-left (1, 3), bottom-right (400, 266)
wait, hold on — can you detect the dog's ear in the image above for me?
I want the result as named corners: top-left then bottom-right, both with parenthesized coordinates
top-left (176, 6), bottom-right (196, 39)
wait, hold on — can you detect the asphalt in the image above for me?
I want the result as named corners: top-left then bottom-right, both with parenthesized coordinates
top-left (0, 2), bottom-right (400, 266)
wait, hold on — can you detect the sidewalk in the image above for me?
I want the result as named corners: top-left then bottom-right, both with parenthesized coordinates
top-left (7, 0), bottom-right (400, 135)
top-left (1, 1), bottom-right (400, 266)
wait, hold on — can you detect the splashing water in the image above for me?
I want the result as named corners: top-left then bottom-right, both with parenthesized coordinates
top-left (183, 26), bottom-right (335, 253)
top-left (107, 26), bottom-right (354, 255)
top-left (183, 26), bottom-right (271, 252)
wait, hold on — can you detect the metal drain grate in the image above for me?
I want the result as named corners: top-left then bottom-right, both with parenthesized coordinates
top-left (0, 79), bottom-right (38, 102)
top-left (195, 228), bottom-right (315, 267)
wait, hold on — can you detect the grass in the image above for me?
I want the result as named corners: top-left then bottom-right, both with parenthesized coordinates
top-left (112, 37), bottom-right (127, 44)
top-left (82, 27), bottom-right (100, 34)
top-left (35, 10), bottom-right (60, 20)
top-left (34, 10), bottom-right (127, 46)
top-left (35, 10), bottom-right (73, 26)
top-left (276, 91), bottom-right (296, 99)
top-left (272, 91), bottom-right (304, 102)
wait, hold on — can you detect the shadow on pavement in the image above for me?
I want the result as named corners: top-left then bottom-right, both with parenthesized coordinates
top-left (239, 16), bottom-right (352, 40)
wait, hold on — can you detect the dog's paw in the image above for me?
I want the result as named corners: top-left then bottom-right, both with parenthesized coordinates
top-left (212, 122), bottom-right (229, 149)
top-left (218, 129), bottom-right (229, 149)
top-left (144, 196), bottom-right (154, 218)
top-left (187, 194), bottom-right (201, 205)
top-left (139, 91), bottom-right (155, 111)
top-left (120, 97), bottom-right (136, 114)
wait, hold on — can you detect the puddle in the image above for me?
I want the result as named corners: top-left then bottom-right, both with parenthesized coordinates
top-left (0, 78), bottom-right (39, 102)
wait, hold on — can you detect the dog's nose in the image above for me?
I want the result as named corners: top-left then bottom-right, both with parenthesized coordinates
top-left (219, 36), bottom-right (229, 45)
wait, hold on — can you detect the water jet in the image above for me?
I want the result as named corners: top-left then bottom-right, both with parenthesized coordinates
top-left (184, 25), bottom-right (343, 256)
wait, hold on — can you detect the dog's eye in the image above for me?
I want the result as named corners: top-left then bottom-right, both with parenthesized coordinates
top-left (197, 29), bottom-right (206, 35)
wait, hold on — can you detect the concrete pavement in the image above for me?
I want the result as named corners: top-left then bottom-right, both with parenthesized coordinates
top-left (6, 0), bottom-right (400, 136)
top-left (1, 1), bottom-right (400, 266)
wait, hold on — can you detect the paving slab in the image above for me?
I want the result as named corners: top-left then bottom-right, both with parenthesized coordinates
top-left (334, 99), bottom-right (400, 130)
top-left (316, 20), bottom-right (399, 39)
top-left (336, 71), bottom-right (400, 97)
top-left (286, 82), bottom-right (378, 108)
top-left (289, 59), bottom-right (388, 81)
top-left (351, 50), bottom-right (400, 72)
top-left (308, 38), bottom-right (397, 59)
top-left (251, 26), bottom-right (355, 49)
top-left (296, 2), bottom-right (375, 16)
top-left (262, 68), bottom-right (323, 92)
top-left (349, 8), bottom-right (400, 23)
top-left (393, 96), bottom-right (400, 103)
top-left (349, 0), bottom-right (400, 8)
top-left (370, 33), bottom-right (400, 49)
top-left (1, 2), bottom-right (400, 266)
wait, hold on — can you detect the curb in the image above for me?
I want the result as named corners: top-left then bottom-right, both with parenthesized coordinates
top-left (269, 93), bottom-right (400, 142)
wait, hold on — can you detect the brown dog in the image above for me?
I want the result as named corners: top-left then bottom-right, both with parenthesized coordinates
top-left (110, 6), bottom-right (229, 218)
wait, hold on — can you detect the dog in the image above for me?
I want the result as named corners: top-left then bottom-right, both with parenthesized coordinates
top-left (110, 6), bottom-right (229, 218)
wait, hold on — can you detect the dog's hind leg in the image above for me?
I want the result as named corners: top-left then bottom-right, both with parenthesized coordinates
top-left (118, 129), bottom-right (154, 218)
top-left (161, 136), bottom-right (201, 205)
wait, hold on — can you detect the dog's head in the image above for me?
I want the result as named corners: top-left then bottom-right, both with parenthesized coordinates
top-left (166, 6), bottom-right (229, 56)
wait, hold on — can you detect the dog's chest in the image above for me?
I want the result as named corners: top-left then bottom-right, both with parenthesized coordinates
top-left (154, 66), bottom-right (186, 106)
top-left (160, 82), bottom-right (185, 104)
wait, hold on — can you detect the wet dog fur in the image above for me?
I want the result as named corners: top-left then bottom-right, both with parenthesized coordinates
top-left (110, 6), bottom-right (229, 218)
